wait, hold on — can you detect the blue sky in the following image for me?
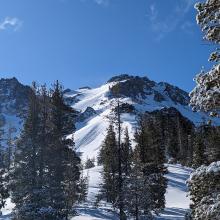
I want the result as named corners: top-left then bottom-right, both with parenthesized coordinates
top-left (0, 0), bottom-right (214, 92)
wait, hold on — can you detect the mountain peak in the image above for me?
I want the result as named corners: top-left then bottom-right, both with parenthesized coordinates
top-left (0, 77), bottom-right (19, 84)
top-left (107, 74), bottom-right (154, 84)
top-left (107, 74), bottom-right (133, 83)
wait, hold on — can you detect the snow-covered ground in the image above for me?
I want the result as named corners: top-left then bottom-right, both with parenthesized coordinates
top-left (71, 164), bottom-right (192, 220)
top-left (0, 80), bottom-right (196, 219)
top-left (0, 164), bottom-right (192, 220)
top-left (0, 199), bottom-right (14, 220)
top-left (157, 164), bottom-right (192, 220)
top-left (67, 81), bottom-right (198, 219)
top-left (69, 82), bottom-right (193, 219)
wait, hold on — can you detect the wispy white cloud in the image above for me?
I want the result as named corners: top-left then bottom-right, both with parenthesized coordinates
top-left (146, 0), bottom-right (197, 41)
top-left (181, 21), bottom-right (194, 34)
top-left (149, 4), bottom-right (158, 22)
top-left (80, 0), bottom-right (109, 6)
top-left (94, 0), bottom-right (109, 6)
top-left (0, 17), bottom-right (22, 32)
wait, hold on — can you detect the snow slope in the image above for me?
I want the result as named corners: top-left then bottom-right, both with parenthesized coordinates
top-left (158, 164), bottom-right (192, 220)
top-left (69, 80), bottom-right (219, 163)
top-left (0, 164), bottom-right (192, 220)
top-left (0, 76), bottom-right (201, 219)
top-left (71, 164), bottom-right (192, 220)
top-left (67, 80), bottom-right (196, 219)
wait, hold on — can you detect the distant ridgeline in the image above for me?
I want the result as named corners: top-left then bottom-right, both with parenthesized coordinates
top-left (0, 75), bottom-right (219, 167)
top-left (108, 74), bottom-right (189, 105)
top-left (0, 78), bottom-right (32, 146)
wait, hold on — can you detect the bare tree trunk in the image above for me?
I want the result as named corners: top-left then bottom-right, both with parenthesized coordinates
top-left (117, 99), bottom-right (126, 220)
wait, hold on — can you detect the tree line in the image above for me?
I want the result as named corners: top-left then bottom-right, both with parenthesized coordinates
top-left (0, 82), bottom-right (87, 220)
top-left (187, 0), bottom-right (220, 219)
top-left (96, 94), bottom-right (168, 220)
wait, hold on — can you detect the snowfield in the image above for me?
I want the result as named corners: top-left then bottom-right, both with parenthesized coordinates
top-left (0, 164), bottom-right (192, 220)
top-left (1, 80), bottom-right (198, 219)
top-left (71, 81), bottom-right (216, 163)
top-left (70, 82), bottom-right (194, 219)
top-left (71, 164), bottom-right (192, 220)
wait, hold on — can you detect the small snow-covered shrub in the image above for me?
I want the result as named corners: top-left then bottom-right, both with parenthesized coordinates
top-left (187, 161), bottom-right (220, 220)
top-left (84, 158), bottom-right (95, 169)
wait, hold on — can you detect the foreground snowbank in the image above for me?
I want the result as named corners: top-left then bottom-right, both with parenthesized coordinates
top-left (72, 164), bottom-right (192, 220)
top-left (0, 164), bottom-right (192, 220)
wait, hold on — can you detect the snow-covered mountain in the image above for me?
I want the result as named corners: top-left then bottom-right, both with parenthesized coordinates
top-left (0, 74), bottom-right (219, 153)
top-left (0, 77), bottom-right (31, 145)
top-left (0, 75), bottom-right (218, 152)
top-left (63, 74), bottom-right (219, 161)
top-left (0, 75), bottom-right (216, 219)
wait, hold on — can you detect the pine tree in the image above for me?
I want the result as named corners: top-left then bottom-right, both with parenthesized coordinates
top-left (11, 81), bottom-right (83, 220)
top-left (98, 124), bottom-right (133, 219)
top-left (0, 122), bottom-right (9, 215)
top-left (77, 172), bottom-right (88, 203)
top-left (0, 128), bottom-right (5, 169)
top-left (190, 0), bottom-right (220, 117)
top-left (187, 162), bottom-right (220, 220)
top-left (192, 128), bottom-right (207, 168)
top-left (186, 133), bottom-right (194, 167)
top-left (10, 83), bottom-right (44, 220)
top-left (130, 115), bottom-right (167, 217)
top-left (188, 2), bottom-right (220, 215)
top-left (84, 158), bottom-right (95, 169)
top-left (114, 90), bottom-right (125, 220)
top-left (107, 83), bottom-right (127, 219)
top-left (4, 125), bottom-right (16, 171)
top-left (123, 148), bottom-right (153, 220)
top-left (37, 84), bottom-right (50, 206)
top-left (144, 118), bottom-right (167, 213)
top-left (0, 121), bottom-right (9, 215)
top-left (98, 123), bottom-right (119, 205)
top-left (0, 168), bottom-right (9, 214)
top-left (45, 81), bottom-right (81, 219)
top-left (207, 126), bottom-right (220, 162)
top-left (121, 127), bottom-right (132, 176)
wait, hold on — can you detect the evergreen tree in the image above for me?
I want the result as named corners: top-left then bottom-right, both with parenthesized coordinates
top-left (0, 122), bottom-right (9, 215)
top-left (121, 127), bottom-right (132, 176)
top-left (77, 172), bottom-right (88, 203)
top-left (98, 123), bottom-right (119, 205)
top-left (45, 81), bottom-right (81, 219)
top-left (114, 87), bottom-right (126, 220)
top-left (0, 168), bottom-right (9, 214)
top-left (84, 158), bottom-right (95, 169)
top-left (188, 2), bottom-right (220, 214)
top-left (11, 81), bottom-right (83, 220)
top-left (98, 124), bottom-right (133, 219)
top-left (190, 0), bottom-right (220, 117)
top-left (192, 128), bottom-right (207, 168)
top-left (10, 83), bottom-right (44, 220)
top-left (37, 84), bottom-right (50, 208)
top-left (187, 161), bottom-right (220, 219)
top-left (106, 83), bottom-right (127, 219)
top-left (126, 115), bottom-right (167, 218)
top-left (143, 117), bottom-right (167, 212)
top-left (4, 125), bottom-right (16, 171)
top-left (186, 133), bottom-right (194, 167)
top-left (123, 148), bottom-right (153, 220)
top-left (207, 126), bottom-right (220, 163)
top-left (0, 129), bottom-right (5, 169)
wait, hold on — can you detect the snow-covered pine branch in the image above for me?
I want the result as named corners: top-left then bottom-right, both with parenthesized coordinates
top-left (190, 0), bottom-right (220, 117)
top-left (189, 64), bottom-right (220, 116)
top-left (187, 161), bottom-right (220, 220)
